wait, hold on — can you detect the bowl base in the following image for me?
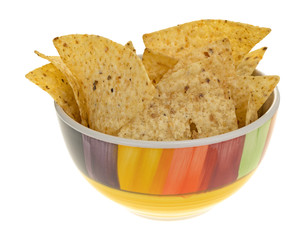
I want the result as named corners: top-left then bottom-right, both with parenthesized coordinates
top-left (132, 208), bottom-right (211, 221)
top-left (82, 171), bottom-right (254, 220)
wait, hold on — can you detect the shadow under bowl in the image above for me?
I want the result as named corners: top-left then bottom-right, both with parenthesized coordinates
top-left (55, 87), bottom-right (280, 220)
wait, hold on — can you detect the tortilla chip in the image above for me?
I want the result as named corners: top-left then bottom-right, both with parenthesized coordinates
top-left (53, 34), bottom-right (156, 135)
top-left (161, 38), bottom-right (236, 88)
top-left (25, 63), bottom-right (81, 122)
top-left (142, 48), bottom-right (178, 85)
top-left (232, 75), bottom-right (280, 127)
top-left (143, 19), bottom-right (270, 66)
top-left (119, 61), bottom-right (238, 141)
top-left (118, 97), bottom-right (175, 141)
top-left (125, 41), bottom-right (136, 53)
top-left (245, 93), bottom-right (258, 126)
top-left (236, 47), bottom-right (267, 76)
top-left (157, 61), bottom-right (238, 140)
top-left (34, 51), bottom-right (88, 126)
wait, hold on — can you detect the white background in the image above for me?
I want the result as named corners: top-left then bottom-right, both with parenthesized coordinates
top-left (1, 0), bottom-right (306, 239)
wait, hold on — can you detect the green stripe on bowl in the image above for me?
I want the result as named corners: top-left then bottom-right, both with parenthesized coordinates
top-left (238, 119), bottom-right (271, 179)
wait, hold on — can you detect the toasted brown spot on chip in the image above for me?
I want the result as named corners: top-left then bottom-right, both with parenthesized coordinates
top-left (93, 80), bottom-right (98, 90)
top-left (184, 85), bottom-right (190, 93)
top-left (204, 51), bottom-right (210, 57)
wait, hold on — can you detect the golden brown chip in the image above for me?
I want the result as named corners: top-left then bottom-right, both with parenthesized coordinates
top-left (232, 75), bottom-right (280, 127)
top-left (34, 51), bottom-right (88, 126)
top-left (143, 19), bottom-right (270, 66)
top-left (119, 61), bottom-right (238, 141)
top-left (161, 38), bottom-right (236, 88)
top-left (245, 92), bottom-right (258, 126)
top-left (118, 97), bottom-right (175, 141)
top-left (125, 41), bottom-right (136, 53)
top-left (53, 34), bottom-right (156, 135)
top-left (142, 48), bottom-right (178, 85)
top-left (236, 47), bottom-right (267, 76)
top-left (25, 63), bottom-right (81, 122)
top-left (158, 61), bottom-right (238, 139)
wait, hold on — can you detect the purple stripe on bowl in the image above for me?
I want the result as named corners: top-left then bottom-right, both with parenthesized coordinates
top-left (208, 136), bottom-right (245, 190)
top-left (82, 135), bottom-right (120, 189)
top-left (198, 146), bottom-right (218, 192)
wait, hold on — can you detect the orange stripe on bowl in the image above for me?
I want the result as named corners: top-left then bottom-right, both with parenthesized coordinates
top-left (180, 146), bottom-right (209, 194)
top-left (162, 147), bottom-right (195, 195)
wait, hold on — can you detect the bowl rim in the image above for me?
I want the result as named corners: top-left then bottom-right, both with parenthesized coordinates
top-left (55, 87), bottom-right (280, 149)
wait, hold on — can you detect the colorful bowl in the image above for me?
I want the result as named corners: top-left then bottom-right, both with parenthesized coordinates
top-left (55, 87), bottom-right (280, 220)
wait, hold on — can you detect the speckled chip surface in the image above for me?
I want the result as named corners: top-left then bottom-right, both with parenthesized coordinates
top-left (143, 19), bottom-right (271, 66)
top-left (161, 38), bottom-right (236, 88)
top-left (26, 63), bottom-right (81, 122)
top-left (236, 47), bottom-right (267, 76)
top-left (119, 61), bottom-right (238, 141)
top-left (27, 20), bottom-right (279, 141)
top-left (231, 75), bottom-right (280, 127)
top-left (118, 97), bottom-right (175, 141)
top-left (53, 34), bottom-right (156, 135)
top-left (142, 48), bottom-right (178, 85)
top-left (157, 61), bottom-right (238, 140)
top-left (34, 51), bottom-right (88, 126)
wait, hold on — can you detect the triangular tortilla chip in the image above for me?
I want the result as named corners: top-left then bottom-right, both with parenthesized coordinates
top-left (236, 47), bottom-right (267, 76)
top-left (142, 48), bottom-right (178, 85)
top-left (231, 75), bottom-right (280, 127)
top-left (157, 61), bottom-right (238, 140)
top-left (35, 51), bottom-right (88, 126)
top-left (118, 97), bottom-right (175, 141)
top-left (143, 19), bottom-right (271, 66)
top-left (161, 38), bottom-right (236, 89)
top-left (26, 63), bottom-right (81, 122)
top-left (126, 60), bottom-right (237, 141)
top-left (53, 34), bottom-right (156, 135)
top-left (245, 92), bottom-right (259, 126)
top-left (119, 61), bottom-right (238, 141)
top-left (125, 41), bottom-right (136, 53)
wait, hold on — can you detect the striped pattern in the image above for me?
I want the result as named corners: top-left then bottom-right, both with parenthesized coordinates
top-left (82, 136), bottom-right (119, 189)
top-left (208, 136), bottom-right (245, 190)
top-left (238, 119), bottom-right (271, 178)
top-left (74, 117), bottom-right (275, 195)
top-left (117, 146), bottom-right (163, 193)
